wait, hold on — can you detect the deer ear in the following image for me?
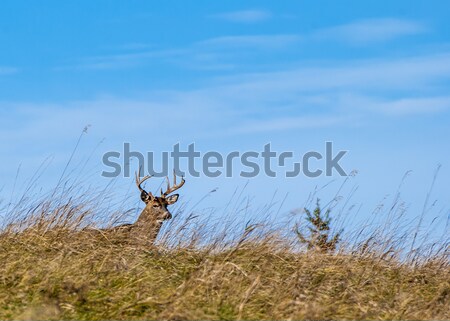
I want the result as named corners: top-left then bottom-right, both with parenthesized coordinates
top-left (166, 194), bottom-right (179, 205)
top-left (141, 191), bottom-right (151, 203)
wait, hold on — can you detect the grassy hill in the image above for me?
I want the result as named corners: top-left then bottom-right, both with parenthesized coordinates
top-left (0, 190), bottom-right (448, 320)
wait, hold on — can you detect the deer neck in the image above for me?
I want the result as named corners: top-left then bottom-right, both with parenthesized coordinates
top-left (134, 208), bottom-right (164, 241)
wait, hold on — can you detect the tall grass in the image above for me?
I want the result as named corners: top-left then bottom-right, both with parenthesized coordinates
top-left (0, 132), bottom-right (448, 320)
top-left (0, 170), bottom-right (448, 320)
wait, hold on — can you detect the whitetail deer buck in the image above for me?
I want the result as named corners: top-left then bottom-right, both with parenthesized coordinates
top-left (100, 170), bottom-right (185, 244)
top-left (132, 170), bottom-right (185, 242)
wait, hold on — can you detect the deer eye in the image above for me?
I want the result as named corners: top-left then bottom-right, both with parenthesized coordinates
top-left (152, 204), bottom-right (160, 208)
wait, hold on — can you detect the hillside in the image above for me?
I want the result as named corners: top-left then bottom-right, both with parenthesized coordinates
top-left (0, 206), bottom-right (448, 320)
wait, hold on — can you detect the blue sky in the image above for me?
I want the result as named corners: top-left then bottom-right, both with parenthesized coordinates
top-left (0, 1), bottom-right (449, 232)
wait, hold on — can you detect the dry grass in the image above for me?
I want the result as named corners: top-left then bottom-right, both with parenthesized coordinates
top-left (0, 183), bottom-right (449, 320)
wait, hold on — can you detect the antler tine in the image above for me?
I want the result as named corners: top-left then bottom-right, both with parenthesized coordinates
top-left (162, 170), bottom-right (185, 197)
top-left (135, 169), bottom-right (153, 196)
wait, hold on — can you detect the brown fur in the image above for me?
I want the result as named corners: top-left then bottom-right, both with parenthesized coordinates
top-left (96, 172), bottom-right (184, 244)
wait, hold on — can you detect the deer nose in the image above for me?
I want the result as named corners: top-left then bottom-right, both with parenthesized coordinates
top-left (164, 212), bottom-right (172, 220)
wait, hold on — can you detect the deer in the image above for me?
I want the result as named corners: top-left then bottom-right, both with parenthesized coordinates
top-left (130, 170), bottom-right (185, 243)
top-left (87, 170), bottom-right (185, 245)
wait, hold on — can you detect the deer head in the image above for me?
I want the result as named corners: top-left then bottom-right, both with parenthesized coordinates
top-left (135, 170), bottom-right (185, 227)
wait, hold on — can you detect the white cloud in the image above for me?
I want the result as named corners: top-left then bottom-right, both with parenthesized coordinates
top-left (63, 34), bottom-right (299, 71)
top-left (58, 48), bottom-right (188, 70)
top-left (0, 66), bottom-right (18, 75)
top-left (6, 52), bottom-right (450, 151)
top-left (197, 35), bottom-right (300, 49)
top-left (61, 17), bottom-right (428, 71)
top-left (210, 10), bottom-right (271, 23)
top-left (2, 50), bottom-right (450, 197)
top-left (377, 96), bottom-right (450, 115)
top-left (234, 115), bottom-right (349, 134)
top-left (218, 53), bottom-right (450, 96)
top-left (314, 18), bottom-right (427, 44)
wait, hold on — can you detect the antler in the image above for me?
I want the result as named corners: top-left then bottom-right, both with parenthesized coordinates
top-left (135, 168), bottom-right (154, 198)
top-left (161, 170), bottom-right (185, 197)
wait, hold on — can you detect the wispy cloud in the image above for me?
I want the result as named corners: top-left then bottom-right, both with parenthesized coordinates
top-left (2, 49), bottom-right (450, 192)
top-left (314, 18), bottom-right (427, 44)
top-left (197, 35), bottom-right (301, 49)
top-left (210, 9), bottom-right (271, 23)
top-left (0, 66), bottom-right (18, 75)
top-left (377, 96), bottom-right (450, 115)
top-left (61, 17), bottom-right (428, 72)
top-left (219, 53), bottom-right (450, 95)
top-left (14, 52), bottom-right (450, 148)
top-left (59, 49), bottom-right (188, 70)
top-left (234, 115), bottom-right (349, 134)
top-left (63, 34), bottom-right (300, 71)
